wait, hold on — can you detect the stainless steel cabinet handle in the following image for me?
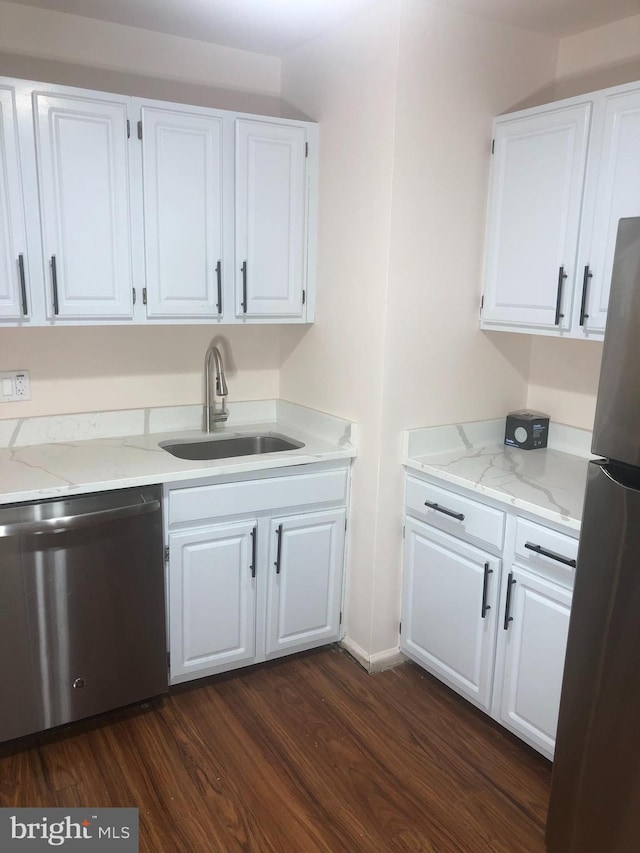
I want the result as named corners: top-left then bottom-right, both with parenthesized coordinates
top-left (481, 562), bottom-right (493, 619)
top-left (18, 254), bottom-right (28, 316)
top-left (524, 541), bottom-right (577, 568)
top-left (503, 572), bottom-right (516, 630)
top-left (50, 255), bottom-right (59, 315)
top-left (274, 523), bottom-right (283, 574)
top-left (241, 260), bottom-right (247, 313)
top-left (0, 500), bottom-right (160, 538)
top-left (250, 526), bottom-right (257, 578)
top-left (579, 265), bottom-right (592, 326)
top-left (555, 266), bottom-right (567, 326)
top-left (216, 260), bottom-right (222, 314)
top-left (423, 500), bottom-right (465, 521)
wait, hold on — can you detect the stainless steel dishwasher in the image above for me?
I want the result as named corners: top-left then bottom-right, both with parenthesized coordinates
top-left (0, 485), bottom-right (168, 743)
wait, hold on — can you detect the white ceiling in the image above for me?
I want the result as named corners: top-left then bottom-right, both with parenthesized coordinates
top-left (6, 0), bottom-right (640, 56)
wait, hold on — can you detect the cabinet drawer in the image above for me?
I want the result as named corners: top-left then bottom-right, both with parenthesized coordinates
top-left (514, 518), bottom-right (578, 588)
top-left (169, 468), bottom-right (348, 525)
top-left (405, 476), bottom-right (505, 551)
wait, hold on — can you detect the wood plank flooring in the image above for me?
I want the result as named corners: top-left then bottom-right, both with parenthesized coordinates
top-left (0, 647), bottom-right (551, 851)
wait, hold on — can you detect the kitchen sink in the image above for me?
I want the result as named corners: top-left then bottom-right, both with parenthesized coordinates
top-left (159, 432), bottom-right (305, 461)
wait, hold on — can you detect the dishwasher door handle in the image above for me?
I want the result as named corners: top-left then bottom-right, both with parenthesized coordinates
top-left (0, 499), bottom-right (161, 538)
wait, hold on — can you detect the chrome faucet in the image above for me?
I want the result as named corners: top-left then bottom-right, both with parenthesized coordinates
top-left (204, 344), bottom-right (228, 432)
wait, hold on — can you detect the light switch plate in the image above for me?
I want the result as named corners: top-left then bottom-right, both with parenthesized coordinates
top-left (0, 370), bottom-right (31, 402)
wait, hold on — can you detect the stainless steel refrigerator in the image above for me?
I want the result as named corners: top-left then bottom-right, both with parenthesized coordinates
top-left (547, 217), bottom-right (640, 851)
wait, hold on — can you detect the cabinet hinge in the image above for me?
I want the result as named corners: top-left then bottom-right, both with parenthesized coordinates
top-left (399, 621), bottom-right (402, 635)
top-left (137, 120), bottom-right (143, 140)
top-left (305, 142), bottom-right (309, 158)
top-left (166, 651), bottom-right (170, 668)
top-left (143, 287), bottom-right (148, 305)
top-left (339, 611), bottom-right (342, 626)
top-left (302, 289), bottom-right (306, 305)
top-left (480, 294), bottom-right (484, 315)
top-left (491, 138), bottom-right (495, 154)
top-left (132, 287), bottom-right (136, 305)
top-left (164, 545), bottom-right (169, 562)
top-left (127, 119), bottom-right (130, 139)
top-left (402, 525), bottom-right (405, 539)
top-left (344, 517), bottom-right (347, 532)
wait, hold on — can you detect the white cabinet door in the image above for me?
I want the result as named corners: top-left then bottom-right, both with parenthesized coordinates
top-left (0, 86), bottom-right (31, 320)
top-left (235, 119), bottom-right (307, 318)
top-left (140, 105), bottom-right (225, 319)
top-left (169, 521), bottom-right (257, 680)
top-left (576, 87), bottom-right (640, 336)
top-left (400, 518), bottom-right (500, 711)
top-left (497, 566), bottom-right (571, 758)
top-left (33, 91), bottom-right (133, 319)
top-left (265, 509), bottom-right (345, 658)
top-left (482, 104), bottom-right (591, 331)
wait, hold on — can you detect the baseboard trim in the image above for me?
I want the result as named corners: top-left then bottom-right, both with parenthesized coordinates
top-left (340, 637), bottom-right (405, 673)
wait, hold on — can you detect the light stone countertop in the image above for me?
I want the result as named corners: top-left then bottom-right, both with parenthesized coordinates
top-left (0, 400), bottom-right (357, 506)
top-left (402, 419), bottom-right (594, 531)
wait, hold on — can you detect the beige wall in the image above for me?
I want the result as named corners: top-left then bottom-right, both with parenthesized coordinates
top-left (0, 1), bottom-right (280, 94)
top-left (281, 0), bottom-right (559, 659)
top-left (557, 14), bottom-right (640, 88)
top-left (0, 2), bottom-right (283, 421)
top-left (280, 0), bottom-right (401, 658)
top-left (1, 326), bottom-right (280, 419)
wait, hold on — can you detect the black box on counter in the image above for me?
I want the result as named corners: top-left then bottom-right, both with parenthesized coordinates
top-left (504, 410), bottom-right (549, 450)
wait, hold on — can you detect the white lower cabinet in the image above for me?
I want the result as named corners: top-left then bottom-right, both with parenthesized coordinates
top-left (169, 521), bottom-right (257, 681)
top-left (401, 519), bottom-right (499, 711)
top-left (265, 509), bottom-right (345, 658)
top-left (401, 472), bottom-right (577, 759)
top-left (166, 464), bottom-right (349, 685)
top-left (495, 567), bottom-right (571, 756)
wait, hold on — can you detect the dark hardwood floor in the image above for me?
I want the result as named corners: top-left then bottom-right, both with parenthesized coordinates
top-left (0, 647), bottom-right (551, 851)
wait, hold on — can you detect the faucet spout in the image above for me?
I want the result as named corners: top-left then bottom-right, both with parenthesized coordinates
top-left (204, 345), bottom-right (228, 432)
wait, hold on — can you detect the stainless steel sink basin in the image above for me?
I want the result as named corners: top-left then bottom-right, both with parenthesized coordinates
top-left (159, 432), bottom-right (305, 461)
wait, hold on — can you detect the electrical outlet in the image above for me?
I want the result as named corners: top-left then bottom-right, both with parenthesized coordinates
top-left (0, 370), bottom-right (31, 402)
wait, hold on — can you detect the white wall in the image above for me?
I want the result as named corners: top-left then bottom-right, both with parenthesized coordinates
top-left (281, 0), bottom-right (559, 661)
top-left (0, 1), bottom-right (283, 420)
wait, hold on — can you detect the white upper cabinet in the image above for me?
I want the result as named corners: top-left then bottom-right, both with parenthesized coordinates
top-left (139, 103), bottom-right (226, 319)
top-left (575, 86), bottom-right (640, 336)
top-left (1, 76), bottom-right (318, 326)
top-left (482, 103), bottom-right (592, 332)
top-left (235, 119), bottom-right (309, 319)
top-left (33, 90), bottom-right (134, 320)
top-left (482, 80), bottom-right (640, 340)
top-left (0, 85), bottom-right (31, 321)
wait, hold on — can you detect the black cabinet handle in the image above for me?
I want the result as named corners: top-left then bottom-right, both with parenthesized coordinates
top-left (579, 265), bottom-right (592, 326)
top-left (524, 542), bottom-right (577, 568)
top-left (216, 260), bottom-right (222, 314)
top-left (555, 266), bottom-right (567, 326)
top-left (241, 260), bottom-right (247, 314)
top-left (250, 526), bottom-right (257, 578)
top-left (424, 500), bottom-right (465, 522)
top-left (17, 254), bottom-right (28, 316)
top-left (481, 562), bottom-right (493, 619)
top-left (50, 255), bottom-right (59, 315)
top-left (274, 523), bottom-right (283, 574)
top-left (503, 572), bottom-right (516, 630)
